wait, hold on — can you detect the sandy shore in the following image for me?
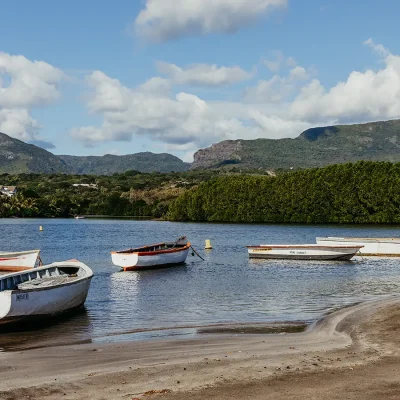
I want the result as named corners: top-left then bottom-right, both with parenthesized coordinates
top-left (1, 297), bottom-right (400, 399)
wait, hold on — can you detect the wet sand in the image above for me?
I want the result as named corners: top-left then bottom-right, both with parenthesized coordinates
top-left (1, 297), bottom-right (400, 399)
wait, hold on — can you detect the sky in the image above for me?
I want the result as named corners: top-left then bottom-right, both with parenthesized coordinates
top-left (1, 0), bottom-right (400, 162)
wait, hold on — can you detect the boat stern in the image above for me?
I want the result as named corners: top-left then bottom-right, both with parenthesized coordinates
top-left (111, 252), bottom-right (139, 268)
top-left (0, 292), bottom-right (12, 321)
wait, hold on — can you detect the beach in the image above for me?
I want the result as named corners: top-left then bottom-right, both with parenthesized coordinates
top-left (1, 297), bottom-right (400, 399)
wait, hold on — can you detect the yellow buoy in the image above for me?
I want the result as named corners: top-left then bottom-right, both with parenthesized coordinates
top-left (205, 239), bottom-right (213, 249)
top-left (39, 225), bottom-right (43, 231)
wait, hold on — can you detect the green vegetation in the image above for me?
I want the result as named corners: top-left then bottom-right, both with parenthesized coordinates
top-left (0, 132), bottom-right (69, 174)
top-left (168, 161), bottom-right (400, 224)
top-left (58, 153), bottom-right (189, 174)
top-left (3, 161), bottom-right (400, 224)
top-left (0, 170), bottom-right (218, 218)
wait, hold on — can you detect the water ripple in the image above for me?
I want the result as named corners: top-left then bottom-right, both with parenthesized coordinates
top-left (2, 219), bottom-right (400, 349)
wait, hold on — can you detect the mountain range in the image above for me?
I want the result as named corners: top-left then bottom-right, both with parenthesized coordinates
top-left (0, 132), bottom-right (189, 174)
top-left (2, 119), bottom-right (400, 174)
top-left (192, 119), bottom-right (400, 170)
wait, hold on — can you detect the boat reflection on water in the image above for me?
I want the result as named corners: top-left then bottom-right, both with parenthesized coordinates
top-left (0, 307), bottom-right (93, 352)
top-left (110, 268), bottom-right (142, 288)
top-left (106, 265), bottom-right (191, 337)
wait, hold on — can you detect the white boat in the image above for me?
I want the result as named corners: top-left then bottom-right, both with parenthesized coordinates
top-left (0, 250), bottom-right (41, 272)
top-left (0, 260), bottom-right (93, 326)
top-left (247, 244), bottom-right (363, 260)
top-left (111, 236), bottom-right (191, 271)
top-left (316, 237), bottom-right (400, 256)
top-left (75, 215), bottom-right (85, 219)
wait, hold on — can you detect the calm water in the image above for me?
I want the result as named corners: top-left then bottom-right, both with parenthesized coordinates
top-left (1, 219), bottom-right (400, 350)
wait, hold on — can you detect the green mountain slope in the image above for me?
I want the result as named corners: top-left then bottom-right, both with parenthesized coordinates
top-left (0, 132), bottom-right (189, 174)
top-left (192, 119), bottom-right (400, 170)
top-left (58, 153), bottom-right (190, 174)
top-left (4, 118), bottom-right (400, 175)
top-left (0, 132), bottom-right (69, 174)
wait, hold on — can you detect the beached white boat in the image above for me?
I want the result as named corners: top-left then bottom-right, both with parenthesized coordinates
top-left (316, 237), bottom-right (400, 256)
top-left (0, 260), bottom-right (93, 326)
top-left (0, 250), bottom-right (41, 272)
top-left (111, 236), bottom-right (191, 271)
top-left (247, 244), bottom-right (363, 260)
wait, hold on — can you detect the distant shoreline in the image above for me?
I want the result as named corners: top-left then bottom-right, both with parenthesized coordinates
top-left (3, 217), bottom-right (400, 228)
top-left (76, 215), bottom-right (155, 219)
top-left (0, 215), bottom-right (157, 220)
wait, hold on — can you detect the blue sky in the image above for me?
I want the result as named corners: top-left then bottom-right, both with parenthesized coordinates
top-left (1, 0), bottom-right (400, 161)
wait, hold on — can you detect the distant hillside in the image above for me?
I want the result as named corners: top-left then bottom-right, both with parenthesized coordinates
top-left (192, 119), bottom-right (400, 170)
top-left (5, 119), bottom-right (400, 175)
top-left (0, 132), bottom-right (69, 174)
top-left (58, 153), bottom-right (190, 174)
top-left (0, 131), bottom-right (189, 174)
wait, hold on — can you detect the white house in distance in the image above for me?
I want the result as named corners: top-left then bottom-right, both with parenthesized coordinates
top-left (72, 183), bottom-right (98, 189)
top-left (0, 185), bottom-right (17, 197)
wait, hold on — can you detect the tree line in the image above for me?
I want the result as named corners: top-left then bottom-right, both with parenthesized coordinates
top-left (167, 161), bottom-right (400, 224)
top-left (0, 169), bottom-right (217, 218)
top-left (3, 161), bottom-right (399, 224)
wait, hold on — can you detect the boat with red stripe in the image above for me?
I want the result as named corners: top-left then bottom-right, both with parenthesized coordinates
top-left (111, 236), bottom-right (191, 271)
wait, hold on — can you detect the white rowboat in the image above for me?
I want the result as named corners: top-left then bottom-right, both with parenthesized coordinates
top-left (316, 237), bottom-right (400, 256)
top-left (0, 250), bottom-right (41, 272)
top-left (111, 237), bottom-right (191, 271)
top-left (247, 244), bottom-right (363, 261)
top-left (0, 260), bottom-right (93, 326)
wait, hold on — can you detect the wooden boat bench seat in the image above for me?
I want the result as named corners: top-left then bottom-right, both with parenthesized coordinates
top-left (17, 275), bottom-right (80, 290)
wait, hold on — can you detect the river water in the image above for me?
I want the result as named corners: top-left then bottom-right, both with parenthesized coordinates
top-left (1, 219), bottom-right (400, 350)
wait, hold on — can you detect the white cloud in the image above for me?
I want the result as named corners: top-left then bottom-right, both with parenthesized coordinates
top-left (134, 0), bottom-right (287, 42)
top-left (243, 76), bottom-right (291, 103)
top-left (72, 40), bottom-right (400, 161)
top-left (264, 50), bottom-right (285, 72)
top-left (86, 71), bottom-right (130, 114)
top-left (364, 38), bottom-right (390, 58)
top-left (243, 64), bottom-right (312, 103)
top-left (0, 53), bottom-right (64, 143)
top-left (138, 77), bottom-right (172, 95)
top-left (0, 53), bottom-right (64, 108)
top-left (290, 41), bottom-right (400, 122)
top-left (0, 108), bottom-right (40, 141)
top-left (72, 70), bottom-right (284, 150)
top-left (289, 66), bottom-right (309, 81)
top-left (248, 110), bottom-right (311, 139)
top-left (245, 40), bottom-right (400, 127)
top-left (286, 57), bottom-right (297, 67)
top-left (264, 51), bottom-right (302, 73)
top-left (156, 61), bottom-right (253, 86)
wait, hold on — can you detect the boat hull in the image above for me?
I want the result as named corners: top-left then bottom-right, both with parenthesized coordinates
top-left (247, 245), bottom-right (362, 261)
top-left (0, 250), bottom-right (40, 272)
top-left (316, 237), bottom-right (400, 256)
top-left (0, 261), bottom-right (93, 326)
top-left (112, 246), bottom-right (190, 271)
